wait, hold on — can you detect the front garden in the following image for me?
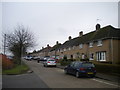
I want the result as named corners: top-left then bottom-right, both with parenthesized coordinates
top-left (1, 54), bottom-right (29, 75)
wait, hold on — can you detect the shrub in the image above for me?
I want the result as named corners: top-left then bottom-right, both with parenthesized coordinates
top-left (91, 61), bottom-right (120, 75)
top-left (60, 59), bottom-right (73, 66)
top-left (63, 55), bottom-right (67, 61)
top-left (1, 54), bottom-right (14, 70)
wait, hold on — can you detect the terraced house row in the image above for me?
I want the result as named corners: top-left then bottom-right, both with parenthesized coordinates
top-left (31, 24), bottom-right (120, 64)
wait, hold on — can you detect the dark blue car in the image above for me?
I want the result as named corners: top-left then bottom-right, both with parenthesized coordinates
top-left (64, 61), bottom-right (96, 78)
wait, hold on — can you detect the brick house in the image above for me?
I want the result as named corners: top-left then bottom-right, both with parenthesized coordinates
top-left (30, 24), bottom-right (120, 64)
top-left (55, 24), bottom-right (120, 64)
top-left (48, 41), bottom-right (61, 59)
top-left (31, 44), bottom-right (52, 57)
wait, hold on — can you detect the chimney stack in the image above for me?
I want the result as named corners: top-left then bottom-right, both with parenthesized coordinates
top-left (96, 24), bottom-right (101, 30)
top-left (56, 41), bottom-right (59, 45)
top-left (42, 47), bottom-right (44, 49)
top-left (79, 31), bottom-right (83, 37)
top-left (47, 44), bottom-right (49, 47)
top-left (68, 36), bottom-right (72, 40)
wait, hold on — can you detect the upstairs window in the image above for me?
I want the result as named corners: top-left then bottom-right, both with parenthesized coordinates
top-left (97, 40), bottom-right (102, 46)
top-left (60, 49), bottom-right (63, 52)
top-left (64, 48), bottom-right (66, 51)
top-left (58, 49), bottom-right (60, 52)
top-left (79, 44), bottom-right (83, 49)
top-left (89, 42), bottom-right (93, 47)
top-left (68, 47), bottom-right (71, 50)
top-left (73, 46), bottom-right (76, 49)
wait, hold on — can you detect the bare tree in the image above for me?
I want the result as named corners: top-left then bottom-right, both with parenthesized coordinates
top-left (6, 25), bottom-right (35, 64)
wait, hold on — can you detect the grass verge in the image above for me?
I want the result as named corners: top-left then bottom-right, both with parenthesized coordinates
top-left (2, 63), bottom-right (30, 75)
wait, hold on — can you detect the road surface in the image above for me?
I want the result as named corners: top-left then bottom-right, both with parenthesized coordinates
top-left (2, 72), bottom-right (48, 88)
top-left (24, 60), bottom-right (120, 88)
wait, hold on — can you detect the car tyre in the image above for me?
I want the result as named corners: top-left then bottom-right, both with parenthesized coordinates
top-left (76, 71), bottom-right (80, 78)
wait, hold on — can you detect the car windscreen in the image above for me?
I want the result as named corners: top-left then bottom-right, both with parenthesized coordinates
top-left (82, 63), bottom-right (95, 67)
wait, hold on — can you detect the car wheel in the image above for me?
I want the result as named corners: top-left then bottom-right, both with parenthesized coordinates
top-left (76, 71), bottom-right (80, 78)
top-left (37, 60), bottom-right (39, 63)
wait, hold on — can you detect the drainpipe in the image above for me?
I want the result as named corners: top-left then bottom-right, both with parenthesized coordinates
top-left (55, 50), bottom-right (56, 59)
top-left (111, 39), bottom-right (114, 64)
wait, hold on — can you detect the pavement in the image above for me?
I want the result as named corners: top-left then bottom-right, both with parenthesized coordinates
top-left (2, 72), bottom-right (49, 88)
top-left (56, 65), bottom-right (120, 83)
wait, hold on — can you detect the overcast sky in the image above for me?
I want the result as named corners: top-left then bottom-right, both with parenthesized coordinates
top-left (1, 1), bottom-right (119, 53)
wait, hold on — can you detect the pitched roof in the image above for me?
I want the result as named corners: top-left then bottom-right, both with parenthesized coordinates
top-left (31, 46), bottom-right (52, 54)
top-left (59, 25), bottom-right (120, 49)
top-left (41, 46), bottom-right (52, 52)
top-left (50, 43), bottom-right (61, 51)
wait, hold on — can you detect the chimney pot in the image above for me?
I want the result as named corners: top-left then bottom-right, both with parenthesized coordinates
top-left (68, 36), bottom-right (72, 40)
top-left (79, 31), bottom-right (83, 37)
top-left (47, 44), bottom-right (49, 47)
top-left (96, 24), bottom-right (101, 30)
top-left (56, 41), bottom-right (59, 45)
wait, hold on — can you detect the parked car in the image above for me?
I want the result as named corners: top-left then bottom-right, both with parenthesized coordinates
top-left (43, 58), bottom-right (57, 67)
top-left (7, 56), bottom-right (13, 60)
top-left (25, 56), bottom-right (32, 61)
top-left (44, 56), bottom-right (50, 60)
top-left (64, 61), bottom-right (96, 78)
top-left (37, 57), bottom-right (46, 63)
top-left (33, 56), bottom-right (40, 60)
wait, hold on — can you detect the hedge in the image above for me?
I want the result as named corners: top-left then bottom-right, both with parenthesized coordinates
top-left (59, 58), bottom-right (120, 75)
top-left (91, 61), bottom-right (120, 75)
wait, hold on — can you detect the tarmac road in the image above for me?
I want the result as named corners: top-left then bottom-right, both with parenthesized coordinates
top-left (23, 60), bottom-right (120, 88)
top-left (2, 72), bottom-right (49, 88)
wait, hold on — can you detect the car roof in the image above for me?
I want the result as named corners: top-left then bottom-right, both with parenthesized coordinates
top-left (73, 61), bottom-right (93, 64)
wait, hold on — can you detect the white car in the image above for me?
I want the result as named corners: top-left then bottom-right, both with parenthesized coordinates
top-left (25, 56), bottom-right (32, 61)
top-left (43, 58), bottom-right (56, 67)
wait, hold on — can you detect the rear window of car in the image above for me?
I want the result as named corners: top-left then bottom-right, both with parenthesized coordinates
top-left (48, 60), bottom-right (55, 61)
top-left (82, 63), bottom-right (95, 67)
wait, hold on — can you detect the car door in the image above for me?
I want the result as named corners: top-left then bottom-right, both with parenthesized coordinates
top-left (67, 62), bottom-right (75, 74)
top-left (71, 62), bottom-right (79, 75)
top-left (69, 62), bottom-right (78, 75)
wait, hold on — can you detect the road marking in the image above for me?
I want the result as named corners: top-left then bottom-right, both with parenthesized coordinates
top-left (92, 78), bottom-right (120, 87)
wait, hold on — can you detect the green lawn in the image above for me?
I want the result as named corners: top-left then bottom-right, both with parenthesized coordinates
top-left (2, 63), bottom-right (29, 75)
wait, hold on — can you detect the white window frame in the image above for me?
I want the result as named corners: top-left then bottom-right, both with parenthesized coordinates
top-left (73, 46), bottom-right (76, 49)
top-left (89, 42), bottom-right (93, 47)
top-left (97, 40), bottom-right (103, 46)
top-left (64, 48), bottom-right (66, 51)
top-left (60, 49), bottom-right (63, 52)
top-left (79, 44), bottom-right (83, 49)
top-left (68, 47), bottom-right (71, 50)
top-left (57, 49), bottom-right (60, 52)
top-left (89, 53), bottom-right (94, 60)
top-left (81, 53), bottom-right (85, 59)
top-left (96, 51), bottom-right (106, 61)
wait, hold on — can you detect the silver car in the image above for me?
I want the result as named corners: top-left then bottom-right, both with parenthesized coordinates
top-left (43, 58), bottom-right (56, 67)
